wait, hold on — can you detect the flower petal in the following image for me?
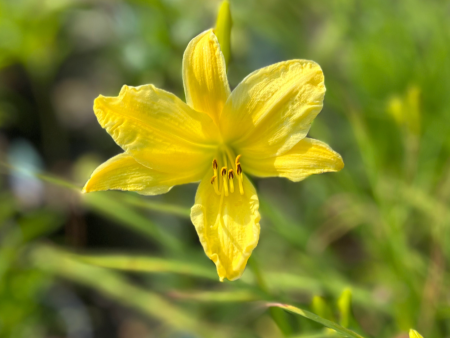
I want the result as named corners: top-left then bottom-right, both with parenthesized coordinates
top-left (83, 153), bottom-right (202, 195)
top-left (409, 330), bottom-right (424, 338)
top-left (222, 60), bottom-right (325, 157)
top-left (242, 138), bottom-right (344, 182)
top-left (190, 174), bottom-right (260, 281)
top-left (93, 85), bottom-right (219, 174)
top-left (183, 29), bottom-right (231, 121)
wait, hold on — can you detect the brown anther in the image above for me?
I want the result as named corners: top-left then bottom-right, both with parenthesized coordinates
top-left (212, 159), bottom-right (218, 169)
top-left (236, 163), bottom-right (242, 175)
top-left (228, 169), bottom-right (235, 193)
top-left (210, 175), bottom-right (217, 184)
top-left (228, 169), bottom-right (234, 180)
top-left (235, 158), bottom-right (244, 195)
top-left (221, 167), bottom-right (227, 176)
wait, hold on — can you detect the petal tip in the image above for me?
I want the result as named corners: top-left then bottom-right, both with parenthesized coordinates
top-left (93, 85), bottom-right (129, 109)
top-left (336, 154), bottom-right (345, 172)
top-left (213, 225), bottom-right (260, 282)
top-left (191, 176), bottom-right (260, 282)
top-left (81, 182), bottom-right (91, 194)
top-left (93, 95), bottom-right (108, 113)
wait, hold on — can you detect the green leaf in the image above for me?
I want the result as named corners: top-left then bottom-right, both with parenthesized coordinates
top-left (267, 303), bottom-right (366, 338)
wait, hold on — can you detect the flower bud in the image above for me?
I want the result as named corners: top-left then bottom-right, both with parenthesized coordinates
top-left (214, 1), bottom-right (232, 69)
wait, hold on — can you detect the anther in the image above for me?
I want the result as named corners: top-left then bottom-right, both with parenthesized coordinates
top-left (235, 156), bottom-right (244, 195)
top-left (228, 169), bottom-right (234, 180)
top-left (236, 163), bottom-right (242, 175)
top-left (221, 167), bottom-right (229, 196)
top-left (212, 159), bottom-right (219, 195)
top-left (228, 169), bottom-right (234, 193)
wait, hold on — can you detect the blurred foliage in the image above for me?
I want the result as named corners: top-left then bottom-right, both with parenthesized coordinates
top-left (1, 0), bottom-right (450, 337)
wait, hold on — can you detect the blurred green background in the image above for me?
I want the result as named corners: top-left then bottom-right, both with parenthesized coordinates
top-left (1, 0), bottom-right (450, 337)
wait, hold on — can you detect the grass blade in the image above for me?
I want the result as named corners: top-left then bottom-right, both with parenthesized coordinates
top-left (267, 303), bottom-right (366, 338)
top-left (1, 162), bottom-right (187, 252)
top-left (72, 252), bottom-right (217, 280)
top-left (119, 192), bottom-right (190, 219)
top-left (169, 290), bottom-right (259, 302)
top-left (29, 244), bottom-right (228, 337)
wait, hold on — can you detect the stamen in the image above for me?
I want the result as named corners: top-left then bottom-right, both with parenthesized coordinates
top-left (237, 174), bottom-right (244, 195)
top-left (228, 169), bottom-right (234, 193)
top-left (221, 167), bottom-right (229, 196)
top-left (212, 159), bottom-right (219, 195)
top-left (235, 155), bottom-right (244, 195)
top-left (210, 175), bottom-right (220, 195)
top-left (235, 154), bottom-right (241, 166)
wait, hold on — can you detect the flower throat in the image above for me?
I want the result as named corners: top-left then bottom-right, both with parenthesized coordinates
top-left (210, 154), bottom-right (244, 196)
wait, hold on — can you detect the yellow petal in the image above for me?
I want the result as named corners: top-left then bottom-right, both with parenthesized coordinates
top-left (93, 85), bottom-right (219, 174)
top-left (83, 153), bottom-right (202, 195)
top-left (183, 29), bottom-right (231, 121)
top-left (409, 330), bottom-right (424, 338)
top-left (190, 174), bottom-right (260, 281)
top-left (221, 60), bottom-right (325, 157)
top-left (242, 138), bottom-right (344, 182)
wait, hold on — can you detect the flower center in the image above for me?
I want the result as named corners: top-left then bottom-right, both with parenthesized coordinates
top-left (210, 153), bottom-right (244, 196)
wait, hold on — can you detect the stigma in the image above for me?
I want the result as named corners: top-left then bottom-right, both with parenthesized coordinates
top-left (210, 154), bottom-right (244, 196)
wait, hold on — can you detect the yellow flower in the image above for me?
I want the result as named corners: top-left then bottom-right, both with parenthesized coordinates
top-left (83, 29), bottom-right (344, 281)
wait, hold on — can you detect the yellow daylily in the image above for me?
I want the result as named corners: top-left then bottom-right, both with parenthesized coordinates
top-left (83, 29), bottom-right (344, 281)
